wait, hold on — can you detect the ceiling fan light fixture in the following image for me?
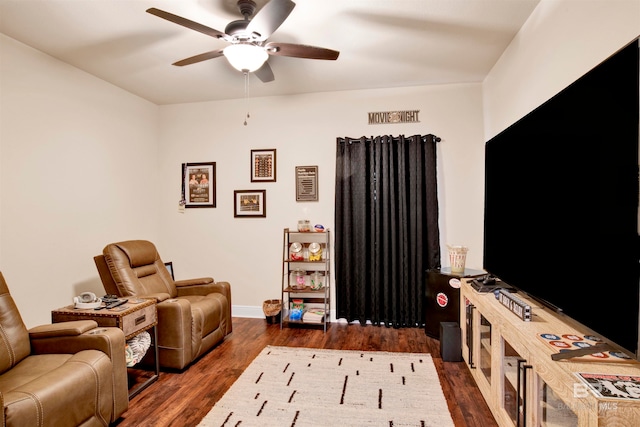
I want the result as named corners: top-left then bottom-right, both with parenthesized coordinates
top-left (223, 44), bottom-right (268, 72)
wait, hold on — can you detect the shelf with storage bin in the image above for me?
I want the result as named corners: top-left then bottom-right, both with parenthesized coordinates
top-left (281, 228), bottom-right (330, 332)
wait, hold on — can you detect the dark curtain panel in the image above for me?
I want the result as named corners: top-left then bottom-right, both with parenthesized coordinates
top-left (335, 134), bottom-right (441, 327)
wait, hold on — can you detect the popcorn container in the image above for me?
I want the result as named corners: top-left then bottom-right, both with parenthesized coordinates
top-left (447, 245), bottom-right (468, 274)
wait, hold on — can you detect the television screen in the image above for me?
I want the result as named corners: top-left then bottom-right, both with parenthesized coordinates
top-left (483, 39), bottom-right (640, 358)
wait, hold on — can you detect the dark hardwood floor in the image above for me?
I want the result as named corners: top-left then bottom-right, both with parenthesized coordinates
top-left (115, 317), bottom-right (498, 427)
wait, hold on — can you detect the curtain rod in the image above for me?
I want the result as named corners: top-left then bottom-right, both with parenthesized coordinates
top-left (342, 134), bottom-right (441, 143)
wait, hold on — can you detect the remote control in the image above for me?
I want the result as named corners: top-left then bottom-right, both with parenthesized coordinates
top-left (106, 299), bottom-right (128, 309)
top-left (95, 299), bottom-right (128, 310)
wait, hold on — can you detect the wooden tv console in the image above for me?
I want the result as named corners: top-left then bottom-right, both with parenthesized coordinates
top-left (459, 279), bottom-right (640, 426)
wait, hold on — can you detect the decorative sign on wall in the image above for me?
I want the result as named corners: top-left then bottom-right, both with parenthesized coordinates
top-left (368, 110), bottom-right (420, 125)
top-left (295, 166), bottom-right (318, 202)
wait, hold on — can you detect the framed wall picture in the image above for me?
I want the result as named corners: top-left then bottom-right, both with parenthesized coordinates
top-left (295, 165), bottom-right (318, 201)
top-left (234, 189), bottom-right (266, 218)
top-left (182, 162), bottom-right (216, 208)
top-left (251, 149), bottom-right (276, 182)
top-left (164, 262), bottom-right (174, 280)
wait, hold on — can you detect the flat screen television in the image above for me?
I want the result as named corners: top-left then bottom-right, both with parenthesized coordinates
top-left (483, 39), bottom-right (640, 359)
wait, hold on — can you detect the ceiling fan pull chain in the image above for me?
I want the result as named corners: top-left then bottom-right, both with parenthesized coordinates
top-left (244, 71), bottom-right (251, 126)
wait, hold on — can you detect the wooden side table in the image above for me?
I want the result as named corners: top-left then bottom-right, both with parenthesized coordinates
top-left (52, 298), bottom-right (159, 398)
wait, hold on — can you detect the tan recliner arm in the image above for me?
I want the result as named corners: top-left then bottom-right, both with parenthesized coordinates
top-left (29, 321), bottom-right (129, 419)
top-left (175, 277), bottom-right (214, 287)
top-left (29, 320), bottom-right (98, 339)
top-left (174, 277), bottom-right (219, 296)
top-left (175, 279), bottom-right (230, 301)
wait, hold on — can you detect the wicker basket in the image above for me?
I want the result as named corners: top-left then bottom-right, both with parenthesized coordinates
top-left (263, 299), bottom-right (282, 324)
top-left (263, 299), bottom-right (282, 317)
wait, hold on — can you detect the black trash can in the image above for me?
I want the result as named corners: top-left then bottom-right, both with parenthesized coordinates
top-left (440, 321), bottom-right (463, 362)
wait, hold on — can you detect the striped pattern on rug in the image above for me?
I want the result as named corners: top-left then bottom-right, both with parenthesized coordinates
top-left (197, 345), bottom-right (455, 427)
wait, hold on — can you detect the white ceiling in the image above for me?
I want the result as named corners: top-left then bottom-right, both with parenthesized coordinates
top-left (0, 0), bottom-right (540, 105)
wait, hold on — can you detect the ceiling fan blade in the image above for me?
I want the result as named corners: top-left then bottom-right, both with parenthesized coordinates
top-left (246, 0), bottom-right (295, 40)
top-left (265, 42), bottom-right (339, 60)
top-left (254, 62), bottom-right (275, 83)
top-left (172, 49), bottom-right (225, 66)
top-left (147, 8), bottom-right (228, 40)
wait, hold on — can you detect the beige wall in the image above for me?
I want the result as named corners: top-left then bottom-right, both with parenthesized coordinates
top-left (0, 32), bottom-right (485, 326)
top-left (156, 84), bottom-right (485, 318)
top-left (1, 0), bottom-right (638, 327)
top-left (483, 0), bottom-right (640, 139)
top-left (0, 35), bottom-right (160, 327)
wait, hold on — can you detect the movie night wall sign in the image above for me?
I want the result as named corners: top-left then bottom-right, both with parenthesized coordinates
top-left (368, 110), bottom-right (420, 125)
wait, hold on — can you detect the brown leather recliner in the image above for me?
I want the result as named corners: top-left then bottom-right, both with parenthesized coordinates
top-left (0, 271), bottom-right (128, 427)
top-left (94, 240), bottom-right (232, 370)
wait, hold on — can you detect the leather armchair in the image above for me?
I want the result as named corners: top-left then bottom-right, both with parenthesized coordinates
top-left (94, 240), bottom-right (232, 370)
top-left (0, 272), bottom-right (128, 427)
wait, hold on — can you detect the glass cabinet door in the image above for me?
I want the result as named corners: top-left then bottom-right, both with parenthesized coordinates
top-left (479, 314), bottom-right (492, 384)
top-left (537, 377), bottom-right (578, 426)
top-left (503, 339), bottom-right (531, 426)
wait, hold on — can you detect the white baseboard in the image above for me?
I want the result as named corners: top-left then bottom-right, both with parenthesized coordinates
top-left (231, 305), bottom-right (264, 318)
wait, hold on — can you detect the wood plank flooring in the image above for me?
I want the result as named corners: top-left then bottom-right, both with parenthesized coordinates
top-left (114, 318), bottom-right (498, 427)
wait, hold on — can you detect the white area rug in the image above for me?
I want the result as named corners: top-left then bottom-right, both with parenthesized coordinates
top-left (197, 346), bottom-right (455, 427)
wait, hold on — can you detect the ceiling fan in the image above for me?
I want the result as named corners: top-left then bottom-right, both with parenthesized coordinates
top-left (147, 0), bottom-right (340, 83)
